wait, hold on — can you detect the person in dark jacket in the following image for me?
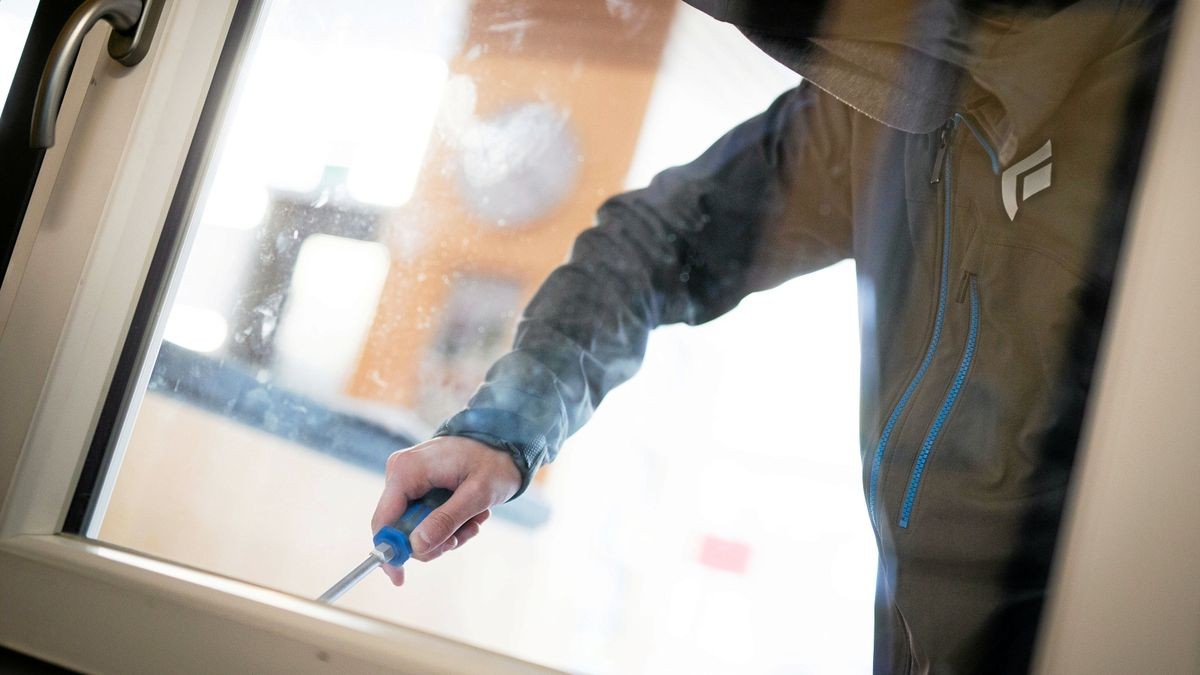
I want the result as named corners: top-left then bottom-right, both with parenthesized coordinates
top-left (372, 1), bottom-right (1175, 671)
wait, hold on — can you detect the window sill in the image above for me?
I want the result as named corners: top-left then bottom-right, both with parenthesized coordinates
top-left (0, 534), bottom-right (550, 673)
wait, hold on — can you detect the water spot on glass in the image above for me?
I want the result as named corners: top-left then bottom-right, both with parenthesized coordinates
top-left (486, 18), bottom-right (536, 49)
top-left (604, 0), bottom-right (649, 35)
top-left (605, 0), bottom-right (635, 21)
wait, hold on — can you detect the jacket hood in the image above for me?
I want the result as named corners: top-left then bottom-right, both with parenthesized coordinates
top-left (684, 0), bottom-right (1158, 163)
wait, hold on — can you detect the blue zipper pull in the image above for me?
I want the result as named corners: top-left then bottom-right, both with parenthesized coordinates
top-left (958, 223), bottom-right (985, 303)
top-left (930, 122), bottom-right (952, 184)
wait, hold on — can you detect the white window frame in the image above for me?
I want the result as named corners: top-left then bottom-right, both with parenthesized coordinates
top-left (0, 0), bottom-right (546, 671)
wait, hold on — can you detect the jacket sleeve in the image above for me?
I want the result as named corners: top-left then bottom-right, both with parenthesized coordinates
top-left (435, 81), bottom-right (854, 496)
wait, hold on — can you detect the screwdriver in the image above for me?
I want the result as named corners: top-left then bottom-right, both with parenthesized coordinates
top-left (317, 488), bottom-right (452, 603)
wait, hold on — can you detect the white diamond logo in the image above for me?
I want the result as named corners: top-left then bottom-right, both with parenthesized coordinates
top-left (1001, 140), bottom-right (1052, 221)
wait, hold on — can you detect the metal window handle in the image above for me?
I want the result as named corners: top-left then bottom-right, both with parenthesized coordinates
top-left (30, 0), bottom-right (165, 148)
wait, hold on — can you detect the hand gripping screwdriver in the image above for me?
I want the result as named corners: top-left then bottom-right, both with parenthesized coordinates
top-left (317, 488), bottom-right (452, 603)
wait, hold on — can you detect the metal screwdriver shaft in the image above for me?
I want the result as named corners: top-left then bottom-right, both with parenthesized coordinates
top-left (317, 488), bottom-right (453, 604)
top-left (317, 543), bottom-right (394, 603)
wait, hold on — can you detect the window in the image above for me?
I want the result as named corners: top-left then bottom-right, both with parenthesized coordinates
top-left (5, 0), bottom-right (1186, 672)
top-left (77, 0), bottom-right (872, 671)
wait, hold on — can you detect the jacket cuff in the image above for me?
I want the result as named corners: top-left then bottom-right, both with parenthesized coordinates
top-left (433, 408), bottom-right (550, 499)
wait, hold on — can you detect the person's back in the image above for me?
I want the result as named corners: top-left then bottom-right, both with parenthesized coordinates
top-left (371, 1), bottom-right (1177, 670)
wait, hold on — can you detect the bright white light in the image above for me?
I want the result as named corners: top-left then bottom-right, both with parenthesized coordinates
top-left (216, 41), bottom-right (326, 195)
top-left (163, 305), bottom-right (228, 353)
top-left (213, 41), bottom-right (450, 206)
top-left (622, 2), bottom-right (799, 189)
top-left (563, 263), bottom-right (874, 674)
top-left (273, 234), bottom-right (390, 395)
top-left (0, 0), bottom-right (38, 101)
top-left (199, 170), bottom-right (269, 230)
top-left (346, 51), bottom-right (449, 206)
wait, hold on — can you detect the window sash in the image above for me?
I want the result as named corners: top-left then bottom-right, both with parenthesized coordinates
top-left (0, 0), bottom-right (546, 670)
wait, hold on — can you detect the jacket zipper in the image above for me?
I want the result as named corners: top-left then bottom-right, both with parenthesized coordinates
top-left (867, 119), bottom-right (957, 530)
top-left (895, 113), bottom-right (999, 529)
top-left (930, 124), bottom-right (950, 184)
top-left (899, 276), bottom-right (980, 528)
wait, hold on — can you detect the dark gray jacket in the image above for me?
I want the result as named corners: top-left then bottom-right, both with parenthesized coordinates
top-left (436, 1), bottom-right (1174, 671)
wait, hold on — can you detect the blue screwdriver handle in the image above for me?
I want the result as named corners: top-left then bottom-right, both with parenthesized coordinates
top-left (372, 488), bottom-right (452, 566)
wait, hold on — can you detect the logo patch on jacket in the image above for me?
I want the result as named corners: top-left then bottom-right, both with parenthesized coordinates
top-left (1001, 140), bottom-right (1052, 220)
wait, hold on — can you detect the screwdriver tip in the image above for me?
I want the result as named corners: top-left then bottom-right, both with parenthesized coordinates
top-left (317, 543), bottom-right (394, 604)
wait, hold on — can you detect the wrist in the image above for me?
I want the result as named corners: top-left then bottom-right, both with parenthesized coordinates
top-left (434, 408), bottom-right (548, 499)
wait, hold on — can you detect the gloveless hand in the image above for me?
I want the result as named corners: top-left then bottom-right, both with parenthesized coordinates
top-left (371, 436), bottom-right (523, 585)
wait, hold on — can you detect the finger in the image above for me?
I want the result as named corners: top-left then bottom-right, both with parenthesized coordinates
top-left (371, 476), bottom-right (409, 533)
top-left (410, 481), bottom-right (492, 557)
top-left (444, 509), bottom-right (484, 552)
top-left (452, 520), bottom-right (482, 547)
top-left (371, 448), bottom-right (432, 532)
top-left (372, 451), bottom-right (411, 531)
top-left (415, 534), bottom-right (460, 563)
top-left (381, 563), bottom-right (405, 586)
top-left (419, 510), bottom-right (490, 561)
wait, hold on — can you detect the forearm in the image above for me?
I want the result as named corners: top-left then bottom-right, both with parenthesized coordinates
top-left (438, 82), bottom-right (854, 495)
top-left (436, 203), bottom-right (701, 495)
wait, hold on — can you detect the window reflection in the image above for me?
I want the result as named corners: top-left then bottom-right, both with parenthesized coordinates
top-left (97, 1), bottom-right (872, 672)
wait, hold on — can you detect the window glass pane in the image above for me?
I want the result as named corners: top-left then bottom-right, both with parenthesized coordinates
top-left (0, 0), bottom-right (38, 107)
top-left (93, 0), bottom-right (872, 671)
top-left (88, 0), bottom-right (1173, 672)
